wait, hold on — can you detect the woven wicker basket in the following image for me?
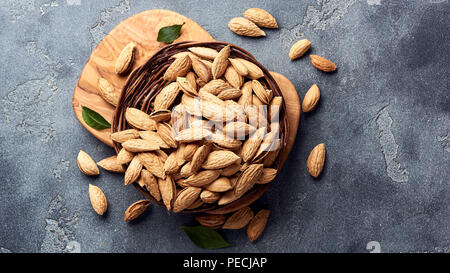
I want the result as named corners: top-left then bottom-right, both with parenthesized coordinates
top-left (112, 41), bottom-right (289, 214)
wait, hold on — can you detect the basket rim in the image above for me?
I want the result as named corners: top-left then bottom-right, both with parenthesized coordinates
top-left (112, 41), bottom-right (290, 214)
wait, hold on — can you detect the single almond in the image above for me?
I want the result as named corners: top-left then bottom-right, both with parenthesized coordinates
top-left (212, 133), bottom-right (242, 149)
top-left (217, 189), bottom-right (241, 206)
top-left (185, 71), bottom-right (198, 91)
top-left (252, 80), bottom-right (270, 104)
top-left (77, 150), bottom-right (99, 176)
top-left (115, 42), bottom-right (135, 74)
top-left (116, 148), bottom-right (134, 164)
top-left (224, 66), bottom-right (243, 89)
top-left (191, 57), bottom-right (212, 83)
top-left (243, 8), bottom-right (278, 28)
top-left (157, 122), bottom-right (178, 148)
top-left (110, 129), bottom-right (139, 143)
top-left (247, 209), bottom-right (270, 242)
top-left (256, 168), bottom-right (277, 184)
top-left (153, 82), bottom-right (180, 111)
top-left (238, 81), bottom-right (253, 108)
top-left (185, 170), bottom-right (221, 187)
top-left (190, 143), bottom-right (212, 173)
top-left (289, 39), bottom-right (311, 60)
top-left (174, 128), bottom-right (213, 143)
top-left (173, 187), bottom-right (202, 213)
top-left (228, 58), bottom-right (248, 76)
top-left (263, 149), bottom-right (280, 167)
top-left (199, 90), bottom-right (226, 106)
top-left (242, 127), bottom-right (266, 162)
top-left (302, 84), bottom-right (320, 112)
top-left (141, 169), bottom-right (161, 201)
top-left (177, 76), bottom-right (198, 97)
top-left (89, 184), bottom-right (107, 215)
top-left (97, 156), bottom-right (125, 173)
top-left (180, 162), bottom-right (194, 178)
top-left (224, 121), bottom-right (257, 137)
top-left (125, 107), bottom-right (156, 131)
top-left (223, 207), bottom-right (254, 229)
top-left (158, 176), bottom-right (176, 210)
top-left (188, 47), bottom-right (219, 60)
top-left (200, 190), bottom-right (221, 203)
top-left (236, 58), bottom-right (264, 79)
top-left (217, 87), bottom-right (242, 100)
top-left (187, 198), bottom-right (204, 210)
top-left (138, 152), bottom-right (165, 179)
top-left (199, 79), bottom-right (231, 95)
top-left (164, 151), bottom-right (180, 174)
top-left (121, 139), bottom-right (159, 152)
top-left (139, 130), bottom-right (170, 149)
top-left (234, 164), bottom-right (264, 197)
top-left (195, 213), bottom-right (227, 229)
top-left (307, 143), bottom-right (326, 178)
top-left (124, 200), bottom-right (151, 221)
top-left (183, 142), bottom-right (200, 161)
top-left (221, 162), bottom-right (242, 177)
top-left (124, 156), bottom-right (142, 185)
top-left (149, 109), bottom-right (172, 123)
top-left (212, 45), bottom-right (231, 79)
top-left (202, 150), bottom-right (240, 170)
top-left (163, 54), bottom-right (192, 81)
top-left (206, 177), bottom-right (233, 192)
top-left (310, 54), bottom-right (337, 72)
top-left (228, 17), bottom-right (266, 37)
top-left (97, 78), bottom-right (120, 106)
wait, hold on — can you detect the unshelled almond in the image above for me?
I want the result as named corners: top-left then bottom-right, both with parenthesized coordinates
top-left (228, 17), bottom-right (266, 37)
top-left (289, 39), bottom-right (311, 60)
top-left (173, 187), bottom-right (202, 212)
top-left (110, 129), bottom-right (139, 143)
top-left (163, 54), bottom-right (192, 81)
top-left (206, 177), bottom-right (233, 192)
top-left (164, 152), bottom-right (180, 175)
top-left (202, 150), bottom-right (240, 170)
top-left (153, 82), bottom-right (180, 111)
top-left (252, 80), bottom-right (270, 104)
top-left (89, 184), bottom-right (107, 215)
top-left (302, 84), bottom-right (320, 112)
top-left (307, 143), bottom-right (326, 178)
top-left (116, 148), bottom-right (134, 164)
top-left (115, 42), bottom-right (135, 74)
top-left (247, 209), bottom-right (270, 242)
top-left (242, 127), bottom-right (266, 162)
top-left (256, 168), bottom-right (277, 184)
top-left (97, 78), bottom-right (120, 106)
top-left (185, 72), bottom-right (197, 91)
top-left (77, 150), bottom-right (99, 176)
top-left (228, 58), bottom-right (248, 76)
top-left (177, 76), bottom-right (198, 97)
top-left (191, 57), bottom-right (212, 83)
top-left (97, 156), bottom-right (125, 173)
top-left (124, 156), bottom-right (142, 185)
top-left (185, 170), bottom-right (221, 187)
top-left (243, 8), bottom-right (278, 28)
top-left (190, 143), bottom-right (212, 173)
top-left (138, 152), bottom-right (165, 179)
top-left (212, 45), bottom-right (230, 79)
top-left (200, 190), bottom-right (221, 203)
top-left (158, 176), bottom-right (176, 210)
top-left (195, 213), bottom-right (227, 229)
top-left (141, 169), bottom-right (161, 201)
top-left (223, 207), bottom-right (254, 229)
top-left (122, 139), bottom-right (159, 152)
top-left (157, 122), bottom-right (177, 148)
top-left (310, 54), bottom-right (337, 72)
top-left (188, 47), bottom-right (218, 60)
top-left (125, 107), bottom-right (156, 131)
top-left (224, 66), bottom-right (243, 88)
top-left (236, 58), bottom-right (264, 79)
top-left (139, 130), bottom-right (170, 149)
top-left (124, 200), bottom-right (151, 221)
top-left (199, 79), bottom-right (231, 95)
top-left (234, 164), bottom-right (264, 197)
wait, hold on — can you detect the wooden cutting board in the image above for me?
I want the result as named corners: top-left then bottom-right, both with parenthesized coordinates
top-left (72, 9), bottom-right (300, 166)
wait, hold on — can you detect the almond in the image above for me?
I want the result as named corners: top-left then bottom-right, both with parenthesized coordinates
top-left (269, 96), bottom-right (283, 122)
top-left (234, 164), bottom-right (263, 197)
top-left (200, 190), bottom-right (221, 203)
top-left (195, 213), bottom-right (227, 229)
top-left (97, 156), bottom-right (125, 173)
top-left (202, 150), bottom-right (240, 170)
top-left (223, 207), bottom-right (254, 229)
top-left (256, 168), bottom-right (277, 184)
top-left (164, 151), bottom-right (180, 174)
top-left (141, 169), bottom-right (161, 201)
top-left (310, 54), bottom-right (337, 72)
top-left (124, 200), bottom-right (151, 221)
top-left (307, 143), bottom-right (326, 178)
top-left (173, 187), bottom-right (202, 213)
top-left (302, 84), bottom-right (320, 112)
top-left (247, 209), bottom-right (270, 242)
top-left (125, 107), bottom-right (156, 131)
top-left (115, 42), bottom-right (135, 74)
top-left (263, 149), bottom-right (280, 167)
top-left (242, 127), bottom-right (266, 162)
top-left (212, 45), bottom-right (231, 79)
top-left (224, 66), bottom-right (243, 89)
top-left (185, 170), bottom-right (221, 187)
top-left (199, 90), bottom-right (226, 106)
top-left (252, 80), bottom-right (270, 104)
top-left (186, 71), bottom-right (197, 91)
top-left (190, 143), bottom-right (212, 173)
top-left (158, 176), bottom-right (176, 210)
top-left (243, 8), bottom-right (278, 28)
top-left (138, 152), bottom-right (165, 179)
top-left (116, 148), bottom-right (134, 164)
top-left (224, 121), bottom-right (256, 137)
top-left (187, 198), bottom-right (204, 210)
top-left (289, 39), bottom-right (311, 60)
top-left (97, 78), bottom-right (120, 106)
top-left (163, 54), bottom-right (192, 81)
top-left (238, 81), bottom-right (253, 108)
top-left (88, 184), bottom-right (107, 215)
top-left (236, 58), bottom-right (264, 79)
top-left (153, 82), bottom-right (180, 111)
top-left (124, 156), bottom-right (142, 185)
top-left (217, 189), bottom-right (241, 206)
top-left (191, 57), bottom-right (212, 83)
top-left (77, 150), bottom-right (99, 176)
top-left (228, 58), bottom-right (248, 76)
top-left (218, 87), bottom-right (242, 100)
top-left (174, 128), bottom-right (213, 143)
top-left (149, 109), bottom-right (172, 122)
top-left (177, 76), bottom-right (198, 97)
top-left (157, 122), bottom-right (177, 148)
top-left (139, 130), bottom-right (170, 149)
top-left (228, 17), bottom-right (266, 37)
top-left (188, 47), bottom-right (219, 60)
top-left (183, 142), bottom-right (200, 161)
top-left (199, 79), bottom-right (231, 95)
top-left (121, 139), bottom-right (159, 152)
top-left (180, 162), bottom-right (193, 178)
top-left (221, 162), bottom-right (242, 177)
top-left (212, 133), bottom-right (242, 149)
top-left (206, 177), bottom-right (233, 192)
top-left (110, 129), bottom-right (139, 143)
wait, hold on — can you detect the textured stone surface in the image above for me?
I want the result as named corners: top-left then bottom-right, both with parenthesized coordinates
top-left (0, 0), bottom-right (449, 253)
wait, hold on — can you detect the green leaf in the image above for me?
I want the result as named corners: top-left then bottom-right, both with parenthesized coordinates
top-left (157, 23), bottom-right (184, 44)
top-left (81, 106), bottom-right (111, 130)
top-left (181, 226), bottom-right (232, 249)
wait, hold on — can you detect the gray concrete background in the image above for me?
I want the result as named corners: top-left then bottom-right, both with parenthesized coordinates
top-left (0, 0), bottom-right (448, 253)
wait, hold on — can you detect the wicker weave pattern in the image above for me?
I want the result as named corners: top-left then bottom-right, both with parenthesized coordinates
top-left (112, 41), bottom-right (289, 213)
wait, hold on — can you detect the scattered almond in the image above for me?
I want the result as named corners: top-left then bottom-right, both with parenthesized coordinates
top-left (89, 184), bottom-right (107, 215)
top-left (307, 143), bottom-right (326, 178)
top-left (247, 209), bottom-right (270, 241)
top-left (243, 8), bottom-right (278, 29)
top-left (77, 150), bottom-right (99, 176)
top-left (310, 54), bottom-right (337, 72)
top-left (97, 78), bottom-right (120, 106)
top-left (302, 84), bottom-right (320, 112)
top-left (223, 207), bottom-right (254, 229)
top-left (289, 39), bottom-right (311, 60)
top-left (228, 17), bottom-right (266, 37)
top-left (115, 42), bottom-right (135, 74)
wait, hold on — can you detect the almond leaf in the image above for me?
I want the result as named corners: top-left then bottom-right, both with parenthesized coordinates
top-left (157, 23), bottom-right (184, 44)
top-left (81, 106), bottom-right (111, 130)
top-left (181, 225), bottom-right (232, 249)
